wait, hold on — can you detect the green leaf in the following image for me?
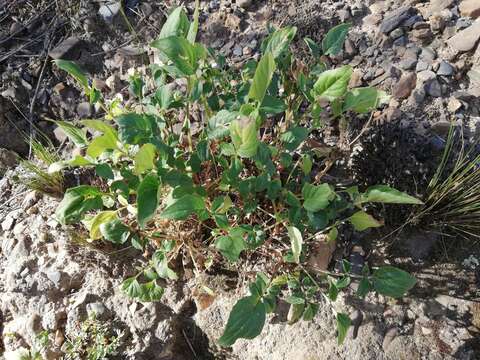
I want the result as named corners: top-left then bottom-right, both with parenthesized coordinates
top-left (343, 87), bottom-right (379, 114)
top-left (53, 121), bottom-right (88, 147)
top-left (302, 183), bottom-right (334, 212)
top-left (230, 117), bottom-right (259, 158)
top-left (313, 66), bottom-right (352, 101)
top-left (287, 226), bottom-right (303, 264)
top-left (121, 278), bottom-right (164, 302)
top-left (100, 219), bottom-right (130, 244)
top-left (248, 52), bottom-right (276, 102)
top-left (153, 250), bottom-right (178, 280)
top-left (263, 26), bottom-right (297, 59)
top-left (155, 85), bottom-right (173, 109)
top-left (134, 143), bottom-right (157, 175)
top-left (336, 313), bottom-right (351, 345)
top-left (86, 133), bottom-right (118, 158)
top-left (287, 303), bottom-right (305, 325)
top-left (357, 278), bottom-right (372, 299)
top-left (159, 6), bottom-right (190, 39)
top-left (349, 211), bottom-right (383, 231)
top-left (160, 194), bottom-right (205, 220)
top-left (151, 36), bottom-right (195, 76)
top-left (54, 60), bottom-right (89, 89)
top-left (280, 126), bottom-right (309, 151)
top-left (95, 164), bottom-right (114, 180)
top-left (137, 173), bottom-right (160, 229)
top-left (215, 230), bottom-right (247, 262)
top-left (89, 210), bottom-right (118, 240)
top-left (187, 0), bottom-right (200, 43)
top-left (207, 110), bottom-right (238, 139)
top-left (259, 95), bottom-right (287, 115)
top-left (372, 266), bottom-right (416, 298)
top-left (304, 37), bottom-right (320, 57)
top-left (55, 186), bottom-right (103, 225)
top-left (116, 113), bottom-right (153, 145)
top-left (303, 303), bottom-right (319, 321)
top-left (284, 295), bottom-right (305, 305)
top-left (81, 119), bottom-right (117, 138)
top-left (219, 296), bottom-right (266, 347)
top-left (360, 185), bottom-right (423, 205)
top-left (322, 23), bottom-right (351, 56)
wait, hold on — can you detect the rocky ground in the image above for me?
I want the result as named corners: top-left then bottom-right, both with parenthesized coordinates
top-left (1, 0), bottom-right (480, 359)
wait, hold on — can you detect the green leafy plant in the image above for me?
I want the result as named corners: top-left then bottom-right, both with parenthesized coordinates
top-left (63, 314), bottom-right (123, 360)
top-left (51, 5), bottom-right (420, 347)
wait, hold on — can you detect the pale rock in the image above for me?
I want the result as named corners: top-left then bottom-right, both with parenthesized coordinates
top-left (447, 97), bottom-right (463, 112)
top-left (99, 2), bottom-right (122, 23)
top-left (459, 0), bottom-right (480, 19)
top-left (425, 0), bottom-right (455, 17)
top-left (447, 19), bottom-right (480, 53)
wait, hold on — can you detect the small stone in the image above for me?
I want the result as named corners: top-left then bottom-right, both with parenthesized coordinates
top-left (412, 28), bottom-right (434, 41)
top-left (422, 326), bottom-right (433, 335)
top-left (53, 127), bottom-right (67, 143)
top-left (425, 79), bottom-right (443, 97)
top-left (417, 70), bottom-right (437, 83)
top-left (390, 28), bottom-right (404, 40)
top-left (426, 0), bottom-right (455, 17)
top-left (437, 60), bottom-right (455, 76)
top-left (383, 327), bottom-right (398, 350)
top-left (430, 15), bottom-right (446, 32)
top-left (49, 37), bottom-right (83, 60)
top-left (349, 70), bottom-right (363, 88)
top-left (1, 214), bottom-right (15, 231)
top-left (459, 0), bottom-right (480, 19)
top-left (447, 19), bottom-right (480, 53)
top-left (236, 0), bottom-right (252, 9)
top-left (393, 72), bottom-right (417, 99)
top-left (86, 302), bottom-right (109, 319)
top-left (99, 2), bottom-right (122, 22)
top-left (233, 45), bottom-right (243, 57)
top-left (380, 6), bottom-right (415, 34)
top-left (399, 58), bottom-right (417, 70)
top-left (76, 102), bottom-right (92, 118)
top-left (420, 47), bottom-right (437, 62)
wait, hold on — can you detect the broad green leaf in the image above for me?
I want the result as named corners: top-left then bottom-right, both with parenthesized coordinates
top-left (313, 66), bottom-right (352, 101)
top-left (116, 113), bottom-right (153, 145)
top-left (160, 194), bottom-right (205, 220)
top-left (349, 211), bottom-right (382, 231)
top-left (151, 36), bottom-right (195, 76)
top-left (302, 183), bottom-right (334, 212)
top-left (100, 219), bottom-right (130, 244)
top-left (153, 250), bottom-right (178, 280)
top-left (95, 164), bottom-right (114, 179)
top-left (159, 6), bottom-right (190, 39)
top-left (212, 195), bottom-right (232, 214)
top-left (137, 173), bottom-right (160, 229)
top-left (357, 278), bottom-right (372, 298)
top-left (287, 303), bottom-right (305, 325)
top-left (303, 303), bottom-right (319, 321)
top-left (187, 0), bottom-right (200, 43)
top-left (248, 52), bottom-right (276, 102)
top-left (89, 210), bottom-right (117, 240)
top-left (287, 226), bottom-right (303, 264)
top-left (215, 232), bottom-right (246, 262)
top-left (219, 296), bottom-right (266, 347)
top-left (343, 87), bottom-right (379, 113)
top-left (230, 117), bottom-right (259, 158)
top-left (134, 143), bottom-right (157, 175)
top-left (53, 121), bottom-right (88, 147)
top-left (155, 85), bottom-right (173, 109)
top-left (284, 295), bottom-right (305, 305)
top-left (48, 155), bottom-right (94, 173)
top-left (327, 226), bottom-right (338, 242)
top-left (54, 60), bottom-right (89, 89)
top-left (207, 110), bottom-right (238, 139)
top-left (372, 266), bottom-right (416, 298)
top-left (304, 37), bottom-right (320, 57)
top-left (263, 26), bottom-right (297, 59)
top-left (322, 23), bottom-right (351, 56)
top-left (336, 313), bottom-right (351, 345)
top-left (259, 95), bottom-right (287, 115)
top-left (81, 119), bottom-right (117, 138)
top-left (281, 126), bottom-right (309, 151)
top-left (121, 278), bottom-right (164, 302)
top-left (55, 186), bottom-right (103, 225)
top-left (360, 185), bottom-right (423, 205)
top-left (86, 133), bottom-right (117, 158)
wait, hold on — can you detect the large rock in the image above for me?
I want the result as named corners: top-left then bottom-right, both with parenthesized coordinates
top-left (380, 6), bottom-right (416, 34)
top-left (447, 19), bottom-right (480, 53)
top-left (459, 0), bottom-right (480, 19)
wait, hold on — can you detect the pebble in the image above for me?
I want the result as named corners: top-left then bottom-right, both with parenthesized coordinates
top-left (393, 72), bottom-right (417, 99)
top-left (416, 60), bottom-right (430, 72)
top-left (399, 58), bottom-right (417, 70)
top-left (382, 327), bottom-right (399, 350)
top-left (425, 79), bottom-right (443, 97)
top-left (99, 2), bottom-right (122, 22)
top-left (436, 60), bottom-right (454, 76)
top-left (379, 6), bottom-right (415, 34)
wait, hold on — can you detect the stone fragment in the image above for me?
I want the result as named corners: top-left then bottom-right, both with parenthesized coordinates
top-left (383, 327), bottom-right (398, 350)
top-left (99, 2), bottom-right (122, 22)
top-left (437, 60), bottom-right (455, 76)
top-left (49, 37), bottom-right (83, 60)
top-left (426, 0), bottom-right (455, 17)
top-left (447, 19), bottom-right (480, 53)
top-left (393, 72), bottom-right (417, 99)
top-left (380, 6), bottom-right (415, 34)
top-left (459, 0), bottom-right (480, 19)
top-left (425, 79), bottom-right (442, 97)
